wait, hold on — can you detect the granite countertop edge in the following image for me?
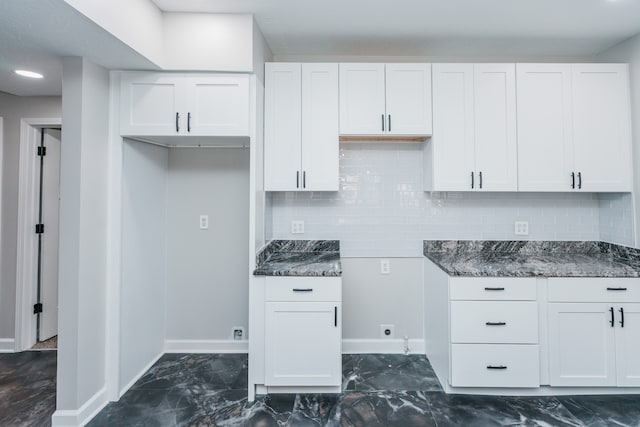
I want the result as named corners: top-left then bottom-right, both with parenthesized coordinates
top-left (253, 240), bottom-right (342, 277)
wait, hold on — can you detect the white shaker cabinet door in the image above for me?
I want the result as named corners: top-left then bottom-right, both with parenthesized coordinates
top-left (264, 63), bottom-right (302, 191)
top-left (516, 64), bottom-right (574, 191)
top-left (339, 63), bottom-right (386, 135)
top-left (615, 304), bottom-right (640, 387)
top-left (572, 64), bottom-right (632, 192)
top-left (385, 63), bottom-right (433, 135)
top-left (473, 64), bottom-right (517, 191)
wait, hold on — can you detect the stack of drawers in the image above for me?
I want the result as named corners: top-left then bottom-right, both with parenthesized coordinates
top-left (448, 277), bottom-right (540, 387)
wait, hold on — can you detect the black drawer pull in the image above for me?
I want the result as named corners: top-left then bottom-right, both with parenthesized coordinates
top-left (487, 365), bottom-right (507, 370)
top-left (484, 287), bottom-right (505, 291)
top-left (607, 287), bottom-right (628, 291)
top-left (486, 322), bottom-right (506, 326)
top-left (292, 288), bottom-right (313, 292)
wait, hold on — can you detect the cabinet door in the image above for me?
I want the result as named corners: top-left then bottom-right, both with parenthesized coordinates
top-left (516, 64), bottom-right (574, 191)
top-left (473, 64), bottom-right (517, 191)
top-left (301, 64), bottom-right (339, 191)
top-left (186, 75), bottom-right (249, 136)
top-left (265, 302), bottom-right (341, 386)
top-left (572, 64), bottom-right (632, 192)
top-left (339, 63), bottom-right (386, 135)
top-left (431, 64), bottom-right (475, 191)
top-left (615, 304), bottom-right (640, 386)
top-left (264, 63), bottom-right (302, 191)
top-left (548, 303), bottom-right (616, 386)
top-left (385, 64), bottom-right (432, 135)
top-left (120, 73), bottom-right (186, 136)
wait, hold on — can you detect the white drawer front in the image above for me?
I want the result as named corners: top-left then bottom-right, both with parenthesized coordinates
top-left (548, 278), bottom-right (640, 303)
top-left (451, 344), bottom-right (540, 388)
top-left (450, 301), bottom-right (538, 344)
top-left (449, 277), bottom-right (537, 301)
top-left (265, 277), bottom-right (342, 301)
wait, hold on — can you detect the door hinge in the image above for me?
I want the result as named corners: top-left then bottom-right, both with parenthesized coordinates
top-left (33, 303), bottom-right (43, 314)
top-left (37, 146), bottom-right (47, 156)
top-left (35, 224), bottom-right (45, 234)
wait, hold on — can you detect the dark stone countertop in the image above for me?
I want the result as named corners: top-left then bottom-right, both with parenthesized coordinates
top-left (424, 240), bottom-right (640, 277)
top-left (254, 240), bottom-right (341, 277)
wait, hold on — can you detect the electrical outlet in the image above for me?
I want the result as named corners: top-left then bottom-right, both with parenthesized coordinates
top-left (232, 327), bottom-right (245, 341)
top-left (380, 259), bottom-right (390, 274)
top-left (380, 324), bottom-right (395, 339)
top-left (291, 220), bottom-right (305, 234)
top-left (199, 215), bottom-right (209, 230)
top-left (514, 221), bottom-right (529, 236)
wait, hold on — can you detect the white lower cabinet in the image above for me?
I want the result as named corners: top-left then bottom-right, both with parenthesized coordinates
top-left (264, 277), bottom-right (342, 389)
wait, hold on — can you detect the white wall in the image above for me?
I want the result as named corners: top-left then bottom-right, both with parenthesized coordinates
top-left (120, 140), bottom-right (167, 393)
top-left (165, 148), bottom-right (250, 341)
top-left (598, 34), bottom-right (640, 248)
top-left (55, 57), bottom-right (109, 422)
top-left (599, 193), bottom-right (635, 247)
top-left (0, 93), bottom-right (61, 340)
top-left (267, 143), bottom-right (601, 257)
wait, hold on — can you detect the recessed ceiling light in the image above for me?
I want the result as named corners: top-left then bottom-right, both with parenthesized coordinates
top-left (14, 69), bottom-right (44, 79)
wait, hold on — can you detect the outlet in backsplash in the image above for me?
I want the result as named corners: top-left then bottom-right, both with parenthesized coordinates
top-left (266, 143), bottom-right (608, 257)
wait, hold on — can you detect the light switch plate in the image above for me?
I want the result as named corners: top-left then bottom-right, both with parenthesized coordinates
top-left (514, 221), bottom-right (529, 236)
top-left (291, 220), bottom-right (305, 234)
top-left (200, 215), bottom-right (209, 230)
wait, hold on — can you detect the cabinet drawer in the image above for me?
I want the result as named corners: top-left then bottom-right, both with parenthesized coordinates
top-left (450, 301), bottom-right (538, 344)
top-left (265, 277), bottom-right (342, 301)
top-left (449, 277), bottom-right (537, 301)
top-left (451, 344), bottom-right (540, 388)
top-left (548, 278), bottom-right (640, 302)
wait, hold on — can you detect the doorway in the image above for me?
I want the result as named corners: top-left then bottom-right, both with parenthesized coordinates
top-left (15, 119), bottom-right (62, 351)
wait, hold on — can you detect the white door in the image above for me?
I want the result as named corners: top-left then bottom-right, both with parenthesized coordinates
top-left (548, 303), bottom-right (617, 386)
top-left (40, 129), bottom-right (61, 341)
top-left (572, 64), bottom-right (632, 192)
top-left (385, 63), bottom-right (433, 135)
top-left (264, 63), bottom-right (302, 191)
top-left (431, 64), bottom-right (475, 191)
top-left (301, 63), bottom-right (339, 191)
top-left (186, 75), bottom-right (250, 136)
top-left (615, 304), bottom-right (640, 386)
top-left (339, 63), bottom-right (386, 135)
top-left (119, 73), bottom-right (186, 135)
top-left (516, 64), bottom-right (574, 191)
top-left (473, 64), bottom-right (517, 191)
top-left (265, 302), bottom-right (341, 386)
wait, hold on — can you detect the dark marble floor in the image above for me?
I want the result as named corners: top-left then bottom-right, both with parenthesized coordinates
top-left (0, 350), bottom-right (57, 427)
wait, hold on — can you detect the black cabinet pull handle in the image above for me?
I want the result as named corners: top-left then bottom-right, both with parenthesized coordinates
top-left (578, 172), bottom-right (582, 189)
top-left (471, 171), bottom-right (475, 189)
top-left (620, 307), bottom-right (625, 328)
top-left (187, 112), bottom-right (192, 132)
top-left (176, 112), bottom-right (180, 132)
top-left (479, 171), bottom-right (483, 189)
top-left (486, 322), bottom-right (506, 326)
top-left (381, 114), bottom-right (385, 132)
top-left (571, 172), bottom-right (575, 189)
top-left (334, 306), bottom-right (338, 327)
top-left (296, 171), bottom-right (300, 188)
top-left (388, 114), bottom-right (391, 132)
top-left (487, 365), bottom-right (507, 370)
top-left (484, 287), bottom-right (505, 291)
top-left (610, 307), bottom-right (615, 327)
top-left (292, 288), bottom-right (313, 292)
top-left (303, 171), bottom-right (306, 189)
top-left (607, 287), bottom-right (627, 291)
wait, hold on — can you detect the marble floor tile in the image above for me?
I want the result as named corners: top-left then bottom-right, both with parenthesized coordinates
top-left (559, 394), bottom-right (640, 427)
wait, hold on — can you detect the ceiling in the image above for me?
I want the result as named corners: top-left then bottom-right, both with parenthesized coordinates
top-left (152, 0), bottom-right (640, 58)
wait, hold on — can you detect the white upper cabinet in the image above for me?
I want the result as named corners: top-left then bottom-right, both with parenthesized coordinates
top-left (264, 63), bottom-right (339, 191)
top-left (517, 63), bottom-right (632, 192)
top-left (426, 63), bottom-right (517, 192)
top-left (339, 63), bottom-right (432, 136)
top-left (120, 72), bottom-right (249, 137)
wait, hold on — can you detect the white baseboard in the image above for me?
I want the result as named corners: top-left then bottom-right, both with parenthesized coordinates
top-left (0, 338), bottom-right (15, 353)
top-left (119, 351), bottom-right (164, 399)
top-left (164, 339), bottom-right (248, 353)
top-left (342, 338), bottom-right (425, 354)
top-left (51, 386), bottom-right (108, 427)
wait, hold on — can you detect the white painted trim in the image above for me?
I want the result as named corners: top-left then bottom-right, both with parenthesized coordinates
top-left (51, 386), bottom-right (108, 427)
top-left (341, 338), bottom-right (425, 354)
top-left (15, 118), bottom-right (62, 352)
top-left (118, 351), bottom-right (163, 399)
top-left (164, 339), bottom-right (249, 353)
top-left (0, 338), bottom-right (15, 353)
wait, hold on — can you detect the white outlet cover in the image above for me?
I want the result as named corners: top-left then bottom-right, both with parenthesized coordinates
top-left (200, 215), bottom-right (209, 230)
top-left (514, 221), bottom-right (529, 236)
top-left (291, 220), bottom-right (305, 234)
top-left (380, 259), bottom-right (390, 274)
